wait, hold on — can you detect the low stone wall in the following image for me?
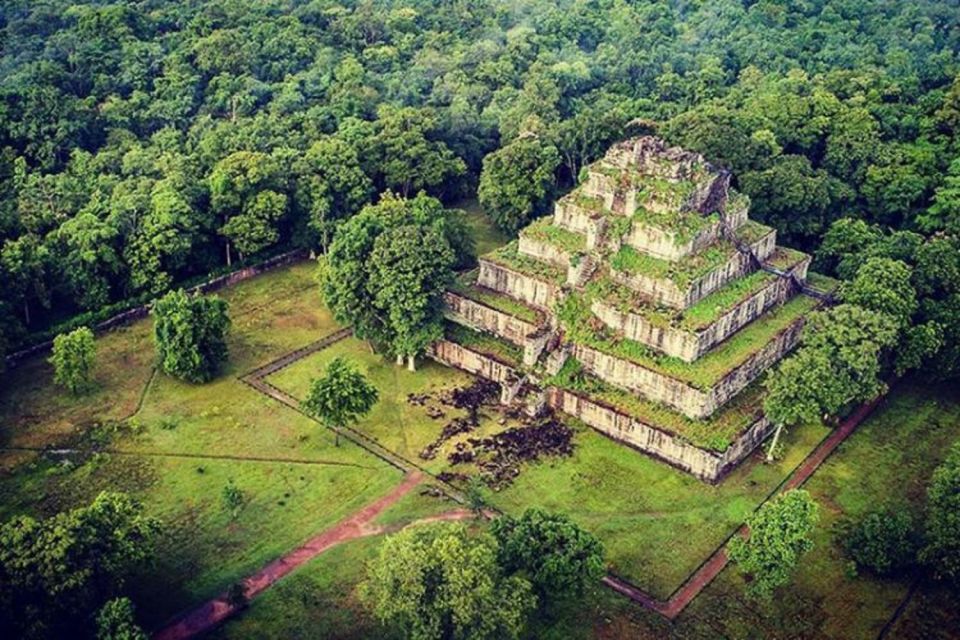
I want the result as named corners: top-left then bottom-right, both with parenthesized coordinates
top-left (518, 234), bottom-right (571, 268)
top-left (477, 259), bottom-right (561, 309)
top-left (428, 339), bottom-right (518, 386)
top-left (4, 249), bottom-right (309, 370)
top-left (442, 292), bottom-right (540, 347)
top-left (546, 387), bottom-right (773, 482)
top-left (573, 313), bottom-right (805, 418)
top-left (592, 267), bottom-right (800, 362)
top-left (610, 230), bottom-right (776, 310)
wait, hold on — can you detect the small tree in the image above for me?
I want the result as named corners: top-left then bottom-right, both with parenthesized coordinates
top-left (301, 357), bottom-right (378, 446)
top-left (920, 441), bottom-right (960, 584)
top-left (845, 509), bottom-right (916, 576)
top-left (96, 597), bottom-right (147, 640)
top-left (359, 523), bottom-right (535, 640)
top-left (728, 490), bottom-right (819, 599)
top-left (49, 326), bottom-right (96, 395)
top-left (492, 508), bottom-right (605, 602)
top-left (152, 289), bottom-right (230, 383)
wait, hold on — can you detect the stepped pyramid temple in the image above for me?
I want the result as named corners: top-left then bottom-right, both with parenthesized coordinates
top-left (431, 137), bottom-right (835, 482)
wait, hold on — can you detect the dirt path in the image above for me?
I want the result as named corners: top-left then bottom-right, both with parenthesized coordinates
top-left (153, 471), bottom-right (479, 640)
top-left (604, 386), bottom-right (892, 620)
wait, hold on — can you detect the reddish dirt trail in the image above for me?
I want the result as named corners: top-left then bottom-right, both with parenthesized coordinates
top-left (152, 471), bottom-right (477, 640)
top-left (605, 387), bottom-right (892, 620)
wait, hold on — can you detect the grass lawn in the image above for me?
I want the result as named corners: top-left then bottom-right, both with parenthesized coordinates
top-left (454, 197), bottom-right (510, 258)
top-left (266, 335), bottom-right (528, 474)
top-left (0, 261), bottom-right (414, 630)
top-left (665, 378), bottom-right (960, 639)
top-left (487, 419), bottom-right (828, 599)
top-left (209, 381), bottom-right (960, 640)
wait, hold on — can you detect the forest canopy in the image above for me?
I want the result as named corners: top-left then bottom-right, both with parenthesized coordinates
top-left (1, 0), bottom-right (959, 359)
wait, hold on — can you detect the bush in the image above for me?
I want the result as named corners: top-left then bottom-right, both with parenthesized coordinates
top-left (152, 289), bottom-right (230, 383)
top-left (845, 509), bottom-right (916, 576)
top-left (49, 326), bottom-right (96, 394)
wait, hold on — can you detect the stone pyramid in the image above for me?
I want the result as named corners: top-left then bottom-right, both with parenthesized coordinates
top-left (433, 137), bottom-right (835, 482)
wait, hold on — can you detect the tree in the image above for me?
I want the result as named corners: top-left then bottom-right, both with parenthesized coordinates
top-left (840, 258), bottom-right (917, 332)
top-left (301, 357), bottom-right (378, 446)
top-left (1, 233), bottom-right (50, 326)
top-left (845, 510), bottom-right (916, 576)
top-left (359, 523), bottom-right (535, 640)
top-left (0, 492), bottom-right (160, 639)
top-left (319, 193), bottom-right (470, 354)
top-left (478, 134), bottom-right (560, 235)
top-left (492, 508), bottom-right (605, 601)
top-left (209, 151), bottom-right (287, 265)
top-left (294, 137), bottom-right (373, 251)
top-left (53, 208), bottom-right (122, 311)
top-left (49, 326), bottom-right (96, 395)
top-left (918, 157), bottom-right (960, 235)
top-left (728, 490), bottom-right (819, 599)
top-left (95, 597), bottom-right (147, 640)
top-left (920, 441), bottom-right (960, 584)
top-left (369, 224), bottom-right (455, 370)
top-left (372, 105), bottom-right (466, 197)
top-left (764, 305), bottom-right (899, 454)
top-left (152, 290), bottom-right (230, 383)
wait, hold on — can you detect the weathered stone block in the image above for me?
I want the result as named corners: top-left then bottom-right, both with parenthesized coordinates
top-left (477, 259), bottom-right (562, 309)
top-left (547, 387), bottom-right (774, 482)
top-left (573, 316), bottom-right (805, 419)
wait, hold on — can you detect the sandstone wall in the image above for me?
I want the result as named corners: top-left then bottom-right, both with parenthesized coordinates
top-left (443, 292), bottom-right (540, 347)
top-left (429, 339), bottom-right (519, 385)
top-left (546, 387), bottom-right (773, 482)
top-left (573, 313), bottom-right (805, 418)
top-left (477, 260), bottom-right (561, 309)
top-left (610, 229), bottom-right (776, 309)
top-left (592, 267), bottom-right (800, 362)
top-left (622, 206), bottom-right (747, 261)
top-left (518, 234), bottom-right (572, 268)
top-left (554, 200), bottom-right (601, 235)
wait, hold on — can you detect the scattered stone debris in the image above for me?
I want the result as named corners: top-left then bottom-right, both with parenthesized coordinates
top-left (417, 379), bottom-right (501, 460)
top-left (407, 393), bottom-right (430, 406)
top-left (436, 471), bottom-right (470, 484)
top-left (449, 419), bottom-right (575, 489)
top-left (426, 406), bottom-right (445, 419)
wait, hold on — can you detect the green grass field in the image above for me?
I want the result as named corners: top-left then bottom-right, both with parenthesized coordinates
top-left (212, 379), bottom-right (960, 640)
top-left (2, 199), bottom-right (957, 639)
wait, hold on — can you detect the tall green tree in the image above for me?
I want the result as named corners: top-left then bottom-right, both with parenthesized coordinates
top-left (372, 105), bottom-right (466, 197)
top-left (300, 357), bottom-right (378, 447)
top-left (208, 151), bottom-right (287, 265)
top-left (49, 326), bottom-right (96, 395)
top-left (152, 289), bottom-right (230, 383)
top-left (1, 233), bottom-right (50, 326)
top-left (728, 490), bottom-right (819, 599)
top-left (840, 258), bottom-right (917, 332)
top-left (360, 523), bottom-right (535, 640)
top-left (319, 192), bottom-right (470, 354)
top-left (53, 207), bottom-right (123, 311)
top-left (95, 597), bottom-right (147, 640)
top-left (920, 441), bottom-right (960, 584)
top-left (0, 492), bottom-right (160, 639)
top-left (294, 137), bottom-right (373, 252)
top-left (492, 508), bottom-right (605, 601)
top-left (369, 224), bottom-right (455, 370)
top-left (478, 133), bottom-right (560, 235)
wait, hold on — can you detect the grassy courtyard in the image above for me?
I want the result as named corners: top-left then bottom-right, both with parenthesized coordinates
top-left (212, 379), bottom-right (960, 640)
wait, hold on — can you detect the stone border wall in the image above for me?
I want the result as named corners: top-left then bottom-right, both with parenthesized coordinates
top-left (546, 387), bottom-right (773, 482)
top-left (610, 230), bottom-right (776, 310)
top-left (477, 259), bottom-right (562, 309)
top-left (442, 292), bottom-right (541, 347)
top-left (591, 257), bottom-right (808, 362)
top-left (554, 199), bottom-right (604, 236)
top-left (573, 312), bottom-right (806, 419)
top-left (4, 249), bottom-right (309, 370)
